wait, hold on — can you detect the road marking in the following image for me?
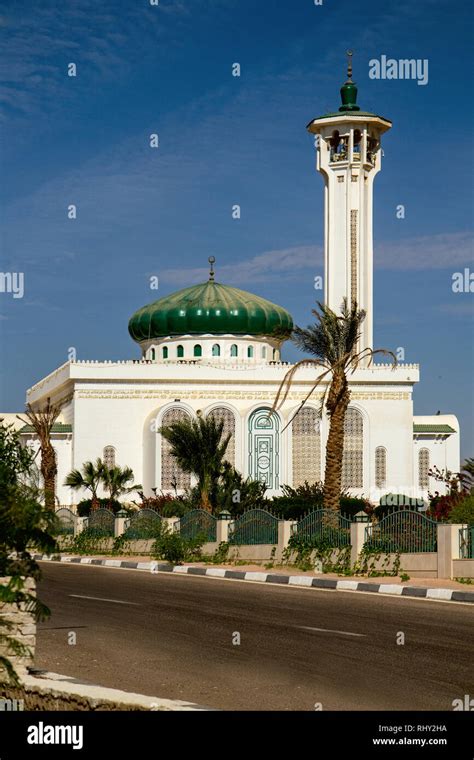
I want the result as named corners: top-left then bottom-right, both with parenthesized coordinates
top-left (297, 625), bottom-right (366, 638)
top-left (69, 594), bottom-right (140, 606)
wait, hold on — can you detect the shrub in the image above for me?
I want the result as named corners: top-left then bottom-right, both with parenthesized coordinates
top-left (152, 529), bottom-right (205, 564)
top-left (448, 495), bottom-right (474, 525)
top-left (65, 527), bottom-right (112, 554)
top-left (215, 465), bottom-right (268, 515)
top-left (271, 491), bottom-right (370, 521)
top-left (77, 498), bottom-right (122, 517)
top-left (340, 496), bottom-right (371, 520)
top-left (132, 491), bottom-right (192, 518)
top-left (375, 494), bottom-right (426, 519)
top-left (268, 497), bottom-right (316, 520)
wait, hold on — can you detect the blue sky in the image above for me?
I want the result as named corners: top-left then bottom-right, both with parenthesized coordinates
top-left (1, 0), bottom-right (473, 459)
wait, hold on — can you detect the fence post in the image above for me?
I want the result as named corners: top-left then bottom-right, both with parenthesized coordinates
top-left (350, 512), bottom-right (370, 568)
top-left (437, 523), bottom-right (467, 579)
top-left (114, 510), bottom-right (128, 538)
top-left (278, 520), bottom-right (295, 561)
top-left (217, 511), bottom-right (231, 543)
top-left (75, 517), bottom-right (87, 536)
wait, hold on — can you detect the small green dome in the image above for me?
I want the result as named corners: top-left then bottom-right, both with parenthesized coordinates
top-left (128, 281), bottom-right (293, 342)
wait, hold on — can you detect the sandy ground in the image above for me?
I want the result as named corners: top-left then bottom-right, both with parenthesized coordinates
top-left (57, 554), bottom-right (473, 590)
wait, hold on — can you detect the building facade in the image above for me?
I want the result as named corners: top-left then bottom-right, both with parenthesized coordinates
top-left (6, 64), bottom-right (459, 506)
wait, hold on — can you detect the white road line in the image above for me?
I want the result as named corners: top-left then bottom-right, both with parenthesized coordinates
top-left (297, 625), bottom-right (366, 638)
top-left (69, 594), bottom-right (140, 606)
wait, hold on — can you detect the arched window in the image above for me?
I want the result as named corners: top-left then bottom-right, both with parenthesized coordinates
top-left (247, 346), bottom-right (254, 358)
top-left (419, 448), bottom-right (430, 490)
top-left (193, 344), bottom-right (202, 358)
top-left (261, 346), bottom-right (267, 359)
top-left (208, 407), bottom-right (236, 467)
top-left (272, 349), bottom-right (278, 361)
top-left (353, 128), bottom-right (362, 155)
top-left (248, 408), bottom-right (280, 490)
top-left (177, 345), bottom-right (184, 358)
top-left (375, 446), bottom-right (387, 489)
top-left (230, 344), bottom-right (238, 357)
top-left (103, 446), bottom-right (116, 470)
top-left (212, 344), bottom-right (220, 357)
top-left (160, 408), bottom-right (192, 490)
top-left (292, 407), bottom-right (320, 487)
top-left (330, 129), bottom-right (340, 160)
top-left (162, 346), bottom-right (168, 359)
top-left (342, 408), bottom-right (363, 489)
top-left (150, 348), bottom-right (156, 360)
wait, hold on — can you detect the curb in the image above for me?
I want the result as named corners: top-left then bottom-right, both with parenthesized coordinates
top-left (4, 670), bottom-right (214, 711)
top-left (33, 554), bottom-right (474, 604)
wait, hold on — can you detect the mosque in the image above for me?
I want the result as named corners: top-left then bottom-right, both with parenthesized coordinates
top-left (9, 62), bottom-right (459, 506)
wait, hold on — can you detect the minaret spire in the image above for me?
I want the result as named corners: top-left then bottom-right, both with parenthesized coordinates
top-left (208, 256), bottom-right (216, 281)
top-left (346, 49), bottom-right (353, 82)
top-left (340, 50), bottom-right (359, 112)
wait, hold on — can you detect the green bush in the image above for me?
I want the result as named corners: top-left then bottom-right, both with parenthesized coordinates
top-left (375, 493), bottom-right (426, 519)
top-left (340, 497), bottom-right (371, 519)
top-left (133, 491), bottom-right (192, 518)
top-left (152, 529), bottom-right (205, 564)
top-left (77, 498), bottom-right (122, 516)
top-left (448, 494), bottom-right (474, 525)
top-left (65, 527), bottom-right (112, 554)
top-left (214, 464), bottom-right (268, 515)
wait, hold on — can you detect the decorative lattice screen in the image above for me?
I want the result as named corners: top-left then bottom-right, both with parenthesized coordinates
top-left (208, 407), bottom-right (236, 467)
top-left (418, 448), bottom-right (430, 490)
top-left (375, 446), bottom-right (387, 489)
top-left (161, 408), bottom-right (192, 490)
top-left (342, 408), bottom-right (363, 489)
top-left (292, 407), bottom-right (321, 487)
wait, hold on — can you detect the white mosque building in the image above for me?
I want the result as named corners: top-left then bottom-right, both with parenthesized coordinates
top-left (8, 64), bottom-right (459, 506)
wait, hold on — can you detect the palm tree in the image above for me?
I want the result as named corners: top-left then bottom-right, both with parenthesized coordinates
top-left (17, 400), bottom-right (62, 510)
top-left (460, 458), bottom-right (474, 493)
top-left (64, 458), bottom-right (104, 508)
top-left (101, 465), bottom-right (142, 503)
top-left (159, 414), bottom-right (231, 512)
top-left (273, 299), bottom-right (396, 511)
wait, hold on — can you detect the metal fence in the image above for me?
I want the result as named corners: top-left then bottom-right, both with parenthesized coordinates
top-left (178, 510), bottom-right (217, 542)
top-left (86, 508), bottom-right (115, 537)
top-left (295, 509), bottom-right (351, 547)
top-left (228, 509), bottom-right (279, 545)
top-left (55, 507), bottom-right (76, 535)
top-left (365, 510), bottom-right (438, 553)
top-left (459, 526), bottom-right (474, 559)
top-left (124, 509), bottom-right (162, 539)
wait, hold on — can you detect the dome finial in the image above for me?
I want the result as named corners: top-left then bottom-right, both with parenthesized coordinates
top-left (346, 49), bottom-right (353, 82)
top-left (208, 256), bottom-right (216, 281)
top-left (339, 50), bottom-right (360, 112)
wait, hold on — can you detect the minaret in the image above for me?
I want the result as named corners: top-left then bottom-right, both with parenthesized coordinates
top-left (307, 52), bottom-right (391, 356)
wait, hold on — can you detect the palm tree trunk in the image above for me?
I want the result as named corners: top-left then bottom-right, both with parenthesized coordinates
top-left (200, 474), bottom-right (213, 512)
top-left (42, 444), bottom-right (57, 511)
top-left (323, 372), bottom-right (350, 511)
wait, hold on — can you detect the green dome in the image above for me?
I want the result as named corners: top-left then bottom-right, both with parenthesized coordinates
top-left (128, 280), bottom-right (293, 342)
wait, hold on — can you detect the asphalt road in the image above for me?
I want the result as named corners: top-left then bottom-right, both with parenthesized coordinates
top-left (35, 563), bottom-right (474, 711)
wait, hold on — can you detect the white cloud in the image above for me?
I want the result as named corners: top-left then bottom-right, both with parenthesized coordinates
top-left (376, 232), bottom-right (473, 271)
top-left (160, 231), bottom-right (474, 286)
top-left (160, 245), bottom-right (322, 286)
